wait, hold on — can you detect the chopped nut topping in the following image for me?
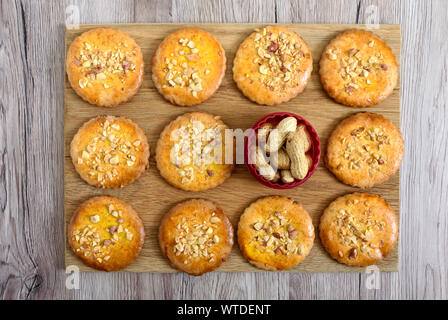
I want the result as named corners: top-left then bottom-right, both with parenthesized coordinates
top-left (78, 78), bottom-right (88, 88)
top-left (253, 222), bottom-right (263, 231)
top-left (252, 27), bottom-right (307, 91)
top-left (173, 214), bottom-right (221, 263)
top-left (332, 202), bottom-right (386, 258)
top-left (109, 225), bottom-right (118, 234)
top-left (210, 216), bottom-right (221, 223)
top-left (90, 215), bottom-right (100, 223)
top-left (71, 215), bottom-right (110, 263)
top-left (71, 205), bottom-right (134, 262)
top-left (109, 156), bottom-right (119, 165)
top-left (75, 41), bottom-right (137, 89)
top-left (251, 210), bottom-right (300, 256)
top-left (326, 40), bottom-right (389, 94)
top-left (338, 126), bottom-right (390, 173)
top-left (349, 248), bottom-right (358, 259)
top-left (162, 37), bottom-right (204, 97)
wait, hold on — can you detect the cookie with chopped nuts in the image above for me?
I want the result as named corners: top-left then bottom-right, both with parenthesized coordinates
top-left (233, 26), bottom-right (313, 105)
top-left (66, 28), bottom-right (144, 107)
top-left (237, 196), bottom-right (315, 271)
top-left (325, 112), bottom-right (404, 188)
top-left (319, 29), bottom-right (398, 107)
top-left (68, 196), bottom-right (145, 271)
top-left (70, 115), bottom-right (150, 188)
top-left (152, 28), bottom-right (226, 106)
top-left (319, 193), bottom-right (398, 267)
top-left (159, 199), bottom-right (233, 275)
top-left (155, 112), bottom-right (234, 191)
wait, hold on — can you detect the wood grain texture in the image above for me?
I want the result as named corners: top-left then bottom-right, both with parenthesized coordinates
top-left (64, 23), bottom-right (401, 274)
top-left (1, 0), bottom-right (447, 300)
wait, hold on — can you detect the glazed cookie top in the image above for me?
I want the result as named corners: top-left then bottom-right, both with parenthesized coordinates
top-left (238, 196), bottom-right (315, 271)
top-left (233, 26), bottom-right (313, 105)
top-left (158, 199), bottom-right (233, 276)
top-left (70, 116), bottom-right (150, 188)
top-left (319, 29), bottom-right (398, 107)
top-left (66, 28), bottom-right (144, 107)
top-left (326, 112), bottom-right (404, 188)
top-left (68, 196), bottom-right (145, 271)
top-left (152, 28), bottom-right (226, 106)
top-left (155, 112), bottom-right (233, 191)
top-left (319, 193), bottom-right (398, 267)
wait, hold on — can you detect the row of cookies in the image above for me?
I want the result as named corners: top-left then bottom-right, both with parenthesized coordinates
top-left (67, 26), bottom-right (397, 108)
top-left (70, 112), bottom-right (233, 190)
top-left (70, 110), bottom-right (403, 191)
top-left (68, 192), bottom-right (397, 274)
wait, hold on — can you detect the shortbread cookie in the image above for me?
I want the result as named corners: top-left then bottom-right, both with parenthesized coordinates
top-left (70, 116), bottom-right (150, 188)
top-left (325, 112), bottom-right (403, 188)
top-left (238, 196), bottom-right (315, 271)
top-left (159, 199), bottom-right (233, 275)
top-left (66, 28), bottom-right (144, 107)
top-left (319, 29), bottom-right (398, 107)
top-left (155, 112), bottom-right (233, 191)
top-left (233, 26), bottom-right (313, 105)
top-left (319, 193), bottom-right (398, 267)
top-left (68, 196), bottom-right (145, 271)
top-left (152, 28), bottom-right (226, 106)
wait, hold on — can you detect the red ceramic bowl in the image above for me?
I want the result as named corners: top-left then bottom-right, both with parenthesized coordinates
top-left (244, 112), bottom-right (321, 189)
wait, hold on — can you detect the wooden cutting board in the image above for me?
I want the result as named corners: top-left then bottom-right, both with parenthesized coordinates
top-left (65, 23), bottom-right (401, 273)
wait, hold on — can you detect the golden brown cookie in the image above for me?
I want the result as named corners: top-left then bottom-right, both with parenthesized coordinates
top-left (325, 112), bottom-right (403, 188)
top-left (238, 196), bottom-right (315, 271)
top-left (66, 28), bottom-right (144, 107)
top-left (233, 26), bottom-right (313, 105)
top-left (68, 196), bottom-right (145, 271)
top-left (319, 193), bottom-right (398, 267)
top-left (158, 199), bottom-right (233, 275)
top-left (70, 115), bottom-right (150, 188)
top-left (319, 29), bottom-right (398, 107)
top-left (155, 112), bottom-right (234, 191)
top-left (152, 28), bottom-right (226, 106)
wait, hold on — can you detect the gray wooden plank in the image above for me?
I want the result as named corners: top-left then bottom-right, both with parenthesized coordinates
top-left (276, 0), bottom-right (360, 24)
top-left (0, 0), bottom-right (63, 300)
top-left (289, 273), bottom-right (360, 299)
top-left (360, 0), bottom-right (448, 300)
top-left (171, 0), bottom-right (276, 23)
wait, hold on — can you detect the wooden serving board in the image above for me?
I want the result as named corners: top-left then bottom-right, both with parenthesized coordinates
top-left (65, 23), bottom-right (401, 273)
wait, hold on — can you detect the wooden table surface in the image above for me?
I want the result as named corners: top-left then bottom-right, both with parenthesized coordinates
top-left (0, 0), bottom-right (447, 300)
